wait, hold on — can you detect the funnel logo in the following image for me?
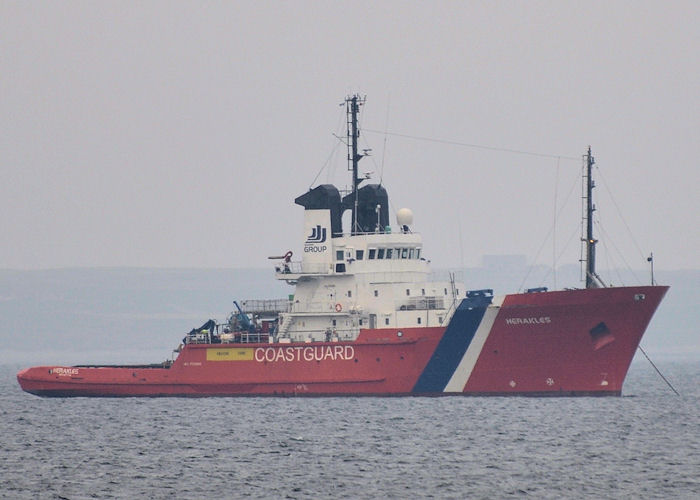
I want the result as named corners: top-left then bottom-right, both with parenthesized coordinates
top-left (306, 225), bottom-right (327, 244)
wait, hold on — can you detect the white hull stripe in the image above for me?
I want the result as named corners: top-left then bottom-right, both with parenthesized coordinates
top-left (443, 295), bottom-right (504, 392)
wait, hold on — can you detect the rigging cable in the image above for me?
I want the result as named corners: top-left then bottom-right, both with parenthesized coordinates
top-left (379, 94), bottom-right (391, 185)
top-left (310, 106), bottom-right (348, 188)
top-left (363, 129), bottom-right (579, 161)
top-left (595, 165), bottom-right (649, 263)
top-left (596, 220), bottom-right (640, 285)
top-left (532, 223), bottom-right (580, 289)
top-left (458, 212), bottom-right (465, 270)
top-left (310, 139), bottom-right (343, 189)
top-left (517, 169), bottom-right (580, 291)
top-left (637, 345), bottom-right (680, 396)
top-left (598, 225), bottom-right (625, 286)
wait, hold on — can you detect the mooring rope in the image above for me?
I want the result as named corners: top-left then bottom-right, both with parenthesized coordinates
top-left (638, 344), bottom-right (680, 396)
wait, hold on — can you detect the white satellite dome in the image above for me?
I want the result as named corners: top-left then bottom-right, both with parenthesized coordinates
top-left (396, 208), bottom-right (414, 227)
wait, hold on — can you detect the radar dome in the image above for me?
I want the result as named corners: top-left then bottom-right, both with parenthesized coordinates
top-left (396, 208), bottom-right (414, 227)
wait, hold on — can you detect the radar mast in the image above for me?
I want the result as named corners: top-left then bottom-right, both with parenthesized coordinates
top-left (346, 95), bottom-right (366, 235)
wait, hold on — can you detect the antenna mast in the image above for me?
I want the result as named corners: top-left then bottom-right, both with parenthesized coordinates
top-left (583, 146), bottom-right (601, 288)
top-left (346, 95), bottom-right (366, 234)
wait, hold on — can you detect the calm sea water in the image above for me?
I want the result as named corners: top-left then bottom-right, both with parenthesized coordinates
top-left (1, 361), bottom-right (699, 499)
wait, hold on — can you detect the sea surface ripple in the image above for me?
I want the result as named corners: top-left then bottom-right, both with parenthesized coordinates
top-left (1, 362), bottom-right (699, 499)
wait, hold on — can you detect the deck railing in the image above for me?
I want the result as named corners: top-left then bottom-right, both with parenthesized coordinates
top-left (275, 261), bottom-right (329, 275)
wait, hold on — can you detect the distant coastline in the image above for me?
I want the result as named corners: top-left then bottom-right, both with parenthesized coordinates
top-left (1, 266), bottom-right (697, 365)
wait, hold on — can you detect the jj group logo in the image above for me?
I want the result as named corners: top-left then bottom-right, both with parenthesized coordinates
top-left (304, 225), bottom-right (328, 253)
top-left (306, 225), bottom-right (327, 243)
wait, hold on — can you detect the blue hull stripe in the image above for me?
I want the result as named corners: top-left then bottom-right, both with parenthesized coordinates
top-left (412, 295), bottom-right (492, 393)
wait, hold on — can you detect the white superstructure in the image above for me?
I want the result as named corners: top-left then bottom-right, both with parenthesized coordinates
top-left (273, 205), bottom-right (465, 342)
top-left (267, 95), bottom-right (464, 342)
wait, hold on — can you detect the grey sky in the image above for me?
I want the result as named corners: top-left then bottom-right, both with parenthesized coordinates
top-left (2, 1), bottom-right (698, 274)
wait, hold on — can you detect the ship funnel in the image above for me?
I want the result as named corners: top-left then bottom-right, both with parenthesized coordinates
top-left (342, 184), bottom-right (389, 233)
top-left (295, 185), bottom-right (343, 237)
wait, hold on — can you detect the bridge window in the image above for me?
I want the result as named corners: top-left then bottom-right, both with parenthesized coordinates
top-left (401, 248), bottom-right (408, 259)
top-left (394, 248), bottom-right (401, 259)
top-left (336, 250), bottom-right (344, 260)
top-left (356, 250), bottom-right (364, 260)
top-left (386, 248), bottom-right (393, 259)
top-left (377, 248), bottom-right (385, 259)
top-left (368, 249), bottom-right (376, 260)
top-left (409, 248), bottom-right (415, 259)
top-left (335, 263), bottom-right (346, 273)
top-left (416, 249), bottom-right (421, 259)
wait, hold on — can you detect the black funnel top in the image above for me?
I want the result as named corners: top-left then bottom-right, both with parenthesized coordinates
top-left (342, 184), bottom-right (389, 234)
top-left (294, 185), bottom-right (343, 237)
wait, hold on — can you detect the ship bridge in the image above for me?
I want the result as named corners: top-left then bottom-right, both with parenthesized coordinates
top-left (274, 229), bottom-right (429, 281)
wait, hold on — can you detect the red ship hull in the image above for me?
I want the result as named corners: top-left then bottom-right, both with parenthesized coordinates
top-left (17, 286), bottom-right (667, 397)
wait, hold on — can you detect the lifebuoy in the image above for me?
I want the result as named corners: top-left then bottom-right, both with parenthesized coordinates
top-left (335, 303), bottom-right (342, 312)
